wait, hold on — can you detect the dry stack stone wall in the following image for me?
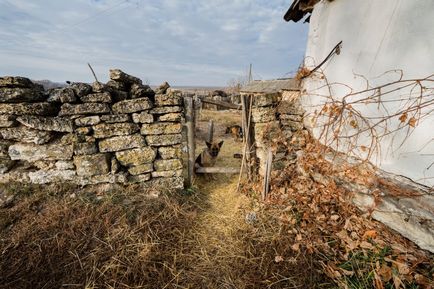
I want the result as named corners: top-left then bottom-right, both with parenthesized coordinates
top-left (0, 70), bottom-right (184, 190)
top-left (246, 90), bottom-right (307, 176)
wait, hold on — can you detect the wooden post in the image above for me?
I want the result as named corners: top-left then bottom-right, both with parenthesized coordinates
top-left (207, 120), bottom-right (214, 143)
top-left (185, 96), bottom-right (195, 187)
top-left (262, 148), bottom-right (273, 201)
top-left (241, 94), bottom-right (255, 180)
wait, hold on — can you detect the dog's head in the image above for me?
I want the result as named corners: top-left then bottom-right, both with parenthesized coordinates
top-left (205, 140), bottom-right (224, 157)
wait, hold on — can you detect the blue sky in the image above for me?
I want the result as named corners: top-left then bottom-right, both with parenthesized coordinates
top-left (0, 0), bottom-right (308, 86)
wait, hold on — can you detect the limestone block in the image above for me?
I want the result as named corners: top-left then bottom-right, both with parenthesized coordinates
top-left (145, 134), bottom-right (182, 146)
top-left (150, 106), bottom-right (182, 115)
top-left (98, 134), bottom-right (146, 152)
top-left (158, 145), bottom-right (182, 159)
top-left (93, 123), bottom-right (139, 138)
top-left (277, 100), bottom-right (304, 115)
top-left (0, 102), bottom-right (56, 116)
top-left (0, 171), bottom-right (30, 184)
top-left (100, 114), bottom-right (130, 123)
top-left (127, 173), bottom-right (151, 183)
top-left (92, 81), bottom-right (105, 93)
top-left (158, 112), bottom-right (182, 122)
top-left (148, 176), bottom-right (183, 190)
top-left (151, 169), bottom-right (182, 178)
top-left (28, 170), bottom-right (77, 184)
top-left (55, 160), bottom-right (75, 170)
top-left (0, 115), bottom-right (16, 127)
top-left (109, 69), bottom-right (142, 85)
top-left (128, 163), bottom-right (153, 175)
top-left (80, 92), bottom-right (112, 103)
top-left (111, 157), bottom-right (120, 173)
top-left (281, 119), bottom-right (304, 131)
top-left (279, 114), bottom-right (303, 122)
top-left (0, 126), bottom-right (53, 144)
top-left (155, 81), bottom-right (170, 94)
top-left (70, 82), bottom-right (92, 97)
top-left (252, 93), bottom-right (278, 107)
top-left (74, 154), bottom-right (111, 176)
top-left (140, 123), bottom-right (182, 135)
top-left (130, 83), bottom-right (155, 99)
top-left (47, 87), bottom-right (76, 103)
top-left (115, 147), bottom-right (156, 167)
top-left (34, 160), bottom-right (55, 170)
top-left (9, 143), bottom-right (73, 161)
top-left (0, 76), bottom-right (38, 88)
top-left (59, 103), bottom-right (110, 116)
top-left (154, 159), bottom-right (182, 171)
top-left (17, 115), bottom-right (74, 132)
top-left (0, 87), bottom-right (45, 103)
top-left (132, 112), bottom-right (154, 123)
top-left (254, 121), bottom-right (280, 148)
top-left (110, 90), bottom-right (128, 102)
top-left (106, 80), bottom-right (127, 91)
top-left (0, 140), bottom-right (14, 158)
top-left (78, 173), bottom-right (128, 186)
top-left (155, 93), bottom-right (182, 107)
top-left (76, 127), bottom-right (92, 136)
top-left (112, 97), bottom-right (152, 114)
top-left (252, 107), bottom-right (276, 123)
top-left (75, 116), bottom-right (101, 127)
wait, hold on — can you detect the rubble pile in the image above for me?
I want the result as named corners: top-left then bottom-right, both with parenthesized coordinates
top-left (0, 70), bottom-right (184, 189)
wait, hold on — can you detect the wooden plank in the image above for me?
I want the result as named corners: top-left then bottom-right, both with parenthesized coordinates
top-left (207, 119), bottom-right (214, 143)
top-left (240, 94), bottom-right (255, 180)
top-left (195, 167), bottom-right (240, 174)
top-left (262, 148), bottom-right (273, 201)
top-left (200, 97), bottom-right (241, 110)
top-left (184, 96), bottom-right (195, 187)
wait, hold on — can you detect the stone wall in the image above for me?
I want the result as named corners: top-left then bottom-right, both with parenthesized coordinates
top-left (0, 70), bottom-right (184, 189)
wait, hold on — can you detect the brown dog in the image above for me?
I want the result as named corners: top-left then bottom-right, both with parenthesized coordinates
top-left (225, 125), bottom-right (243, 141)
top-left (195, 140), bottom-right (224, 169)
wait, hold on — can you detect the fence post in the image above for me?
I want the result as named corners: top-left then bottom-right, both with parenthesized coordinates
top-left (184, 96), bottom-right (195, 188)
top-left (241, 94), bottom-right (255, 180)
top-left (207, 120), bottom-right (214, 143)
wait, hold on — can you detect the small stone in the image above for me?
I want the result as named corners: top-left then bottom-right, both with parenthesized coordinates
top-left (132, 112), bottom-right (153, 123)
top-left (281, 119), bottom-right (304, 131)
top-left (70, 82), bottom-right (92, 97)
top-left (0, 171), bottom-right (30, 184)
top-left (115, 147), bottom-right (156, 167)
top-left (92, 81), bottom-right (105, 92)
top-left (93, 123), bottom-right (139, 138)
top-left (155, 81), bottom-right (170, 94)
top-left (155, 93), bottom-right (182, 106)
top-left (151, 169), bottom-right (182, 178)
top-left (55, 161), bottom-right (75, 170)
top-left (147, 176), bottom-right (183, 190)
top-left (17, 115), bottom-right (74, 132)
top-left (252, 107), bottom-right (276, 123)
top-left (277, 100), bottom-right (304, 115)
top-left (141, 123), bottom-right (182, 135)
top-left (145, 134), bottom-right (182, 146)
top-left (28, 170), bottom-right (76, 184)
top-left (0, 102), bottom-right (56, 116)
top-left (0, 140), bottom-right (13, 158)
top-left (127, 173), bottom-right (151, 183)
top-left (150, 106), bottom-right (182, 115)
top-left (111, 157), bottom-right (120, 173)
top-left (78, 173), bottom-right (128, 186)
top-left (47, 87), bottom-right (76, 103)
top-left (112, 97), bottom-right (152, 114)
top-left (106, 80), bottom-right (126, 91)
top-left (76, 127), bottom-right (92, 136)
top-left (59, 103), bottom-right (110, 116)
top-left (9, 143), bottom-right (73, 161)
top-left (0, 87), bottom-right (45, 103)
top-left (74, 154), bottom-right (111, 176)
top-left (158, 145), bottom-right (182, 159)
top-left (98, 134), bottom-right (145, 152)
top-left (154, 159), bottom-right (183, 171)
top-left (80, 92), bottom-right (112, 103)
top-left (0, 115), bottom-right (16, 127)
top-left (279, 114), bottom-right (303, 122)
top-left (100, 114), bottom-right (130, 123)
top-left (73, 142), bottom-right (98, 155)
top-left (34, 160), bottom-right (56, 170)
top-left (75, 116), bottom-right (101, 127)
top-left (158, 113), bottom-right (182, 122)
top-left (0, 126), bottom-right (53, 144)
top-left (109, 69), bottom-right (142, 85)
top-left (128, 163), bottom-right (153, 175)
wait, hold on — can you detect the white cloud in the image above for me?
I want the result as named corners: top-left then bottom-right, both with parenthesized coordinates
top-left (0, 0), bottom-right (308, 86)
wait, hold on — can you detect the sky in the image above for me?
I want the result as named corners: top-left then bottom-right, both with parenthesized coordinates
top-left (0, 0), bottom-right (308, 86)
